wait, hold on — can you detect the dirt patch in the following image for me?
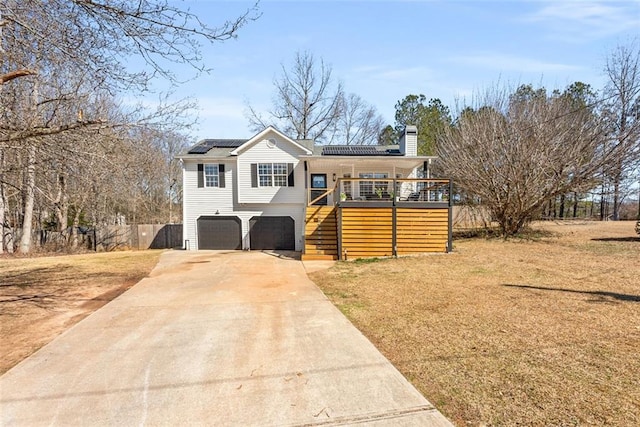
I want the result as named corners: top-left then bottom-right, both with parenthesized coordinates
top-left (0, 250), bottom-right (162, 374)
top-left (310, 221), bottom-right (640, 426)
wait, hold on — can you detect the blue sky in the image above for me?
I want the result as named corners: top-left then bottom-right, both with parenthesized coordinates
top-left (155, 0), bottom-right (639, 141)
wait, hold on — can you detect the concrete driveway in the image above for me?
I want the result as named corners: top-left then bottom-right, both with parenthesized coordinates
top-left (0, 251), bottom-right (452, 426)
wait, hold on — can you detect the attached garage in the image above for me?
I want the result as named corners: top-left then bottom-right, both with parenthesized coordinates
top-left (249, 216), bottom-right (295, 250)
top-left (197, 216), bottom-right (242, 250)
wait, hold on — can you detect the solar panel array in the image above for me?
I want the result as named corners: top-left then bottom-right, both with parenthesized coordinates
top-left (187, 142), bottom-right (214, 154)
top-left (207, 139), bottom-right (247, 147)
top-left (188, 139), bottom-right (247, 154)
top-left (321, 145), bottom-right (402, 156)
top-left (187, 139), bottom-right (403, 156)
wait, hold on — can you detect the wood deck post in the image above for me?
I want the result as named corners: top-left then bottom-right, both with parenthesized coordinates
top-left (337, 206), bottom-right (343, 260)
top-left (392, 205), bottom-right (397, 257)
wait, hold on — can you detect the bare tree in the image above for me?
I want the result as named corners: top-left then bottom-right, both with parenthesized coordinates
top-left (247, 50), bottom-right (343, 141)
top-left (327, 93), bottom-right (385, 145)
top-left (438, 84), bottom-right (607, 236)
top-left (0, 0), bottom-right (255, 253)
top-left (602, 40), bottom-right (640, 220)
top-left (1, 0), bottom-right (259, 92)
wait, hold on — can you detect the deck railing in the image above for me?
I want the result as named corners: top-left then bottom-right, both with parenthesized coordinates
top-left (307, 179), bottom-right (339, 206)
top-left (307, 178), bottom-right (452, 206)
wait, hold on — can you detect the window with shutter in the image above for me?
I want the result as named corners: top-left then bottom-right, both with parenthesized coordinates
top-left (255, 163), bottom-right (292, 187)
top-left (204, 164), bottom-right (219, 187)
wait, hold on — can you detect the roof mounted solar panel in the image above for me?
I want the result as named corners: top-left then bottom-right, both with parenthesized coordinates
top-left (188, 140), bottom-right (215, 154)
top-left (322, 145), bottom-right (389, 156)
top-left (187, 139), bottom-right (247, 154)
top-left (207, 139), bottom-right (247, 148)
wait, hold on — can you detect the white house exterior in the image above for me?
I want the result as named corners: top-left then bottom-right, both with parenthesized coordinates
top-left (177, 125), bottom-right (449, 256)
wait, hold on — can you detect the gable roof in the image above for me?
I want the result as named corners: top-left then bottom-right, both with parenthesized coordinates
top-left (178, 128), bottom-right (424, 161)
top-left (230, 126), bottom-right (312, 156)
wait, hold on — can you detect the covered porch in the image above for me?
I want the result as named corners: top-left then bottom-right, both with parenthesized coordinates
top-left (301, 156), bottom-right (452, 261)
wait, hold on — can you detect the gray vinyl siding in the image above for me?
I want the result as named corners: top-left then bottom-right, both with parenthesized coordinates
top-left (182, 156), bottom-right (305, 251)
top-left (182, 160), bottom-right (235, 250)
top-left (237, 136), bottom-right (306, 204)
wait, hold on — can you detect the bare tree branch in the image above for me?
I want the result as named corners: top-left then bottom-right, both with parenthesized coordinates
top-left (0, 69), bottom-right (37, 84)
top-left (246, 50), bottom-right (343, 141)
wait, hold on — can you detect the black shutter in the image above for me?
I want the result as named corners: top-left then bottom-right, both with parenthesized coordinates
top-left (287, 163), bottom-right (294, 187)
top-left (251, 163), bottom-right (258, 188)
top-left (218, 164), bottom-right (225, 188)
top-left (197, 164), bottom-right (204, 188)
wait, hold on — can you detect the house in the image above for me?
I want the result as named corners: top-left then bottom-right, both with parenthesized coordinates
top-left (177, 126), bottom-right (452, 260)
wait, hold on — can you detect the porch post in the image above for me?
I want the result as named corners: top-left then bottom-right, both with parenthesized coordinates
top-left (392, 205), bottom-right (397, 257)
top-left (304, 161), bottom-right (308, 188)
top-left (337, 206), bottom-right (343, 260)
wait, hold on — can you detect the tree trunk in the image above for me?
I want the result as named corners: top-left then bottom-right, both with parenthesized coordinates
top-left (573, 192), bottom-right (579, 218)
top-left (559, 194), bottom-right (566, 219)
top-left (19, 144), bottom-right (36, 254)
top-left (71, 210), bottom-right (80, 249)
top-left (54, 174), bottom-right (69, 241)
top-left (1, 164), bottom-right (14, 253)
top-left (0, 148), bottom-right (5, 253)
top-left (612, 170), bottom-right (621, 221)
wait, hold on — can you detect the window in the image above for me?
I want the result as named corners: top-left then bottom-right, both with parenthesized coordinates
top-left (273, 163), bottom-right (288, 186)
top-left (258, 162), bottom-right (288, 187)
top-left (204, 164), bottom-right (219, 187)
top-left (258, 163), bottom-right (272, 186)
top-left (359, 172), bottom-right (388, 196)
top-left (197, 163), bottom-right (225, 188)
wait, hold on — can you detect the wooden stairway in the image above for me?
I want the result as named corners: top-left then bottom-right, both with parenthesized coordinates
top-left (302, 206), bottom-right (338, 260)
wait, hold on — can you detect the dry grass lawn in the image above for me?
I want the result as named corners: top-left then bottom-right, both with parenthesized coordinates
top-left (0, 250), bottom-right (162, 374)
top-left (309, 221), bottom-right (640, 426)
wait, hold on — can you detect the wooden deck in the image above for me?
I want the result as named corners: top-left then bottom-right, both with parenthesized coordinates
top-left (303, 178), bottom-right (452, 260)
top-left (303, 204), bottom-right (451, 260)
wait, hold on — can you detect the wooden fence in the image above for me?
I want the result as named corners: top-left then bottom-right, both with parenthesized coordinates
top-left (17, 224), bottom-right (182, 252)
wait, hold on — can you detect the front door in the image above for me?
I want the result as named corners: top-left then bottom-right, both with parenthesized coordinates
top-left (310, 173), bottom-right (328, 206)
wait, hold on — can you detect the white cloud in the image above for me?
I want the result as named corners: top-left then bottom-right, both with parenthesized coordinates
top-left (526, 1), bottom-right (640, 41)
top-left (448, 52), bottom-right (581, 73)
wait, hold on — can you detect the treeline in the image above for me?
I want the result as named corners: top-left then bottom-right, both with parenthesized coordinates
top-left (0, 0), bottom-right (258, 254)
top-left (377, 52), bottom-right (639, 234)
top-left (435, 43), bottom-right (639, 235)
top-left (378, 50), bottom-right (640, 233)
top-left (247, 46), bottom-right (639, 236)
